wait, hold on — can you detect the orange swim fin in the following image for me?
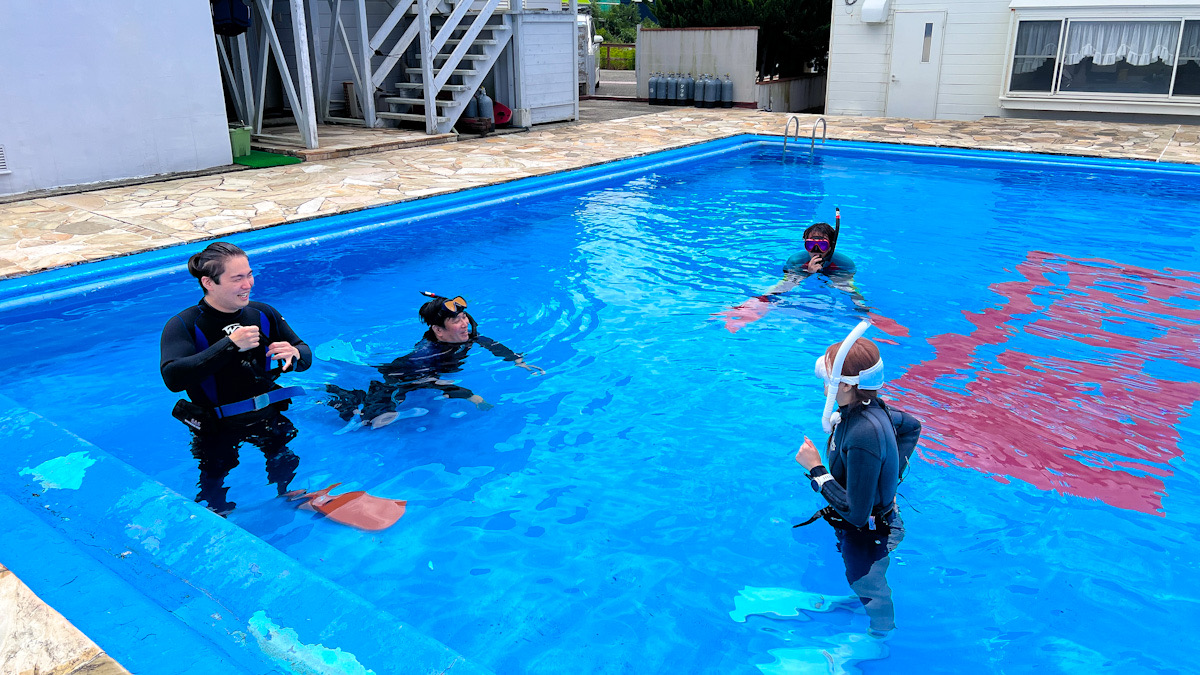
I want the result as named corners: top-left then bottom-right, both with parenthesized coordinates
top-left (286, 483), bottom-right (408, 531)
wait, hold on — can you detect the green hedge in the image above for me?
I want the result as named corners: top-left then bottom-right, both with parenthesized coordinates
top-left (599, 45), bottom-right (635, 70)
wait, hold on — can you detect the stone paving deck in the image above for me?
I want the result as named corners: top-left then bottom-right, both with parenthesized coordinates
top-left (0, 565), bottom-right (129, 675)
top-left (3, 109), bottom-right (1200, 281)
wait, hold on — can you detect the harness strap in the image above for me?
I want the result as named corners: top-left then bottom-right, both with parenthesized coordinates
top-left (792, 506), bottom-right (834, 528)
top-left (213, 385), bottom-right (306, 419)
top-left (792, 504), bottom-right (895, 530)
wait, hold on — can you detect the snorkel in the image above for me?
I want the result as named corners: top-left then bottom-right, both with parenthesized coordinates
top-left (830, 207), bottom-right (841, 260)
top-left (815, 319), bottom-right (883, 433)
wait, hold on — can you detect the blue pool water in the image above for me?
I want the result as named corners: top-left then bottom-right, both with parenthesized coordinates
top-left (1, 136), bottom-right (1198, 673)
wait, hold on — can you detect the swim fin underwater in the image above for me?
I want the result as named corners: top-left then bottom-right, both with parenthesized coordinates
top-left (285, 483), bottom-right (407, 530)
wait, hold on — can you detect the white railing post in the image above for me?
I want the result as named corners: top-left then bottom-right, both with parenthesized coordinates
top-left (417, 0), bottom-right (438, 134)
top-left (288, 0), bottom-right (319, 148)
top-left (354, 0), bottom-right (378, 126)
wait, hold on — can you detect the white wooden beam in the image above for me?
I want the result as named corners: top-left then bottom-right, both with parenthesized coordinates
top-left (371, 0), bottom-right (418, 89)
top-left (570, 0), bottom-right (579, 121)
top-left (433, 0), bottom-right (501, 91)
top-left (288, 0), bottom-right (320, 148)
top-left (417, 0), bottom-right (437, 134)
top-left (216, 36), bottom-right (249, 124)
top-left (354, 0), bottom-right (378, 126)
top-left (235, 33), bottom-right (257, 126)
top-left (321, 0), bottom-right (344, 120)
top-left (305, 0), bottom-right (327, 123)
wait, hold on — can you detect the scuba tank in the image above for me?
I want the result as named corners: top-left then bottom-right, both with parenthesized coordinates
top-left (477, 86), bottom-right (494, 121)
top-left (721, 74), bottom-right (734, 108)
top-left (684, 73), bottom-right (695, 105)
top-left (665, 73), bottom-right (678, 105)
top-left (694, 74), bottom-right (707, 108)
top-left (676, 72), bottom-right (688, 104)
top-left (704, 73), bottom-right (719, 108)
top-left (465, 91), bottom-right (479, 118)
top-left (648, 72), bottom-right (659, 105)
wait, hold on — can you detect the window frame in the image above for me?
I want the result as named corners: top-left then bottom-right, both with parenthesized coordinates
top-left (1000, 9), bottom-right (1200, 115)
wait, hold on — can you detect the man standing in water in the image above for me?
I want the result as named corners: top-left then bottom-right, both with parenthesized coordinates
top-left (159, 242), bottom-right (312, 515)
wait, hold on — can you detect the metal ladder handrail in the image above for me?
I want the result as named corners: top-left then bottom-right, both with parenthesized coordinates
top-left (782, 116), bottom-right (802, 155)
top-left (811, 117), bottom-right (827, 153)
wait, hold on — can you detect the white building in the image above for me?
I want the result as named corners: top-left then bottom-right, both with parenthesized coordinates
top-left (826, 0), bottom-right (1200, 120)
top-left (0, 0), bottom-right (580, 198)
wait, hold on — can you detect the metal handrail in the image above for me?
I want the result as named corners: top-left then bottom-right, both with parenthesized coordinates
top-left (811, 117), bottom-right (827, 152)
top-left (782, 116), bottom-right (801, 155)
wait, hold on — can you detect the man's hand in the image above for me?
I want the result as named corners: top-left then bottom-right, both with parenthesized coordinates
top-left (266, 341), bottom-right (300, 370)
top-left (795, 436), bottom-right (823, 471)
top-left (804, 256), bottom-right (825, 274)
top-left (515, 358), bottom-right (545, 376)
top-left (229, 325), bottom-right (261, 351)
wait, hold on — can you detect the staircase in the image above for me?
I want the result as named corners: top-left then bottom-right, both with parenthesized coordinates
top-left (379, 3), bottom-right (512, 134)
top-left (321, 0), bottom-right (512, 136)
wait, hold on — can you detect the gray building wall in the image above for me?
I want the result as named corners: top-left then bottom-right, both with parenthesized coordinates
top-left (0, 0), bottom-right (232, 196)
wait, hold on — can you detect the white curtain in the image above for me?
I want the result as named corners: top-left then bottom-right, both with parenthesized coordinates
top-left (1013, 21), bottom-right (1061, 74)
top-left (1181, 21), bottom-right (1200, 61)
top-left (1063, 21), bottom-right (1180, 67)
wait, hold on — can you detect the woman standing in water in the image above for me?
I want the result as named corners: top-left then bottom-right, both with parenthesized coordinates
top-left (794, 325), bottom-right (921, 635)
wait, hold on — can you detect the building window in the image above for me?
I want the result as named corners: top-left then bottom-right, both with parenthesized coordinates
top-left (1059, 21), bottom-right (1178, 95)
top-left (1010, 20), bottom-right (1062, 91)
top-left (1174, 21), bottom-right (1200, 95)
top-left (1007, 16), bottom-right (1200, 101)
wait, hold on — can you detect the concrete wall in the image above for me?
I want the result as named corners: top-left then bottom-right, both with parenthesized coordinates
top-left (756, 75), bottom-right (827, 112)
top-left (635, 27), bottom-right (758, 103)
top-left (827, 0), bottom-right (1011, 120)
top-left (0, 1), bottom-right (232, 197)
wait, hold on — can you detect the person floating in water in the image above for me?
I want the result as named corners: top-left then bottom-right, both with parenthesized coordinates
top-left (720, 211), bottom-right (861, 332)
top-left (327, 292), bottom-right (544, 429)
top-left (793, 322), bottom-right (921, 636)
top-left (719, 210), bottom-right (907, 336)
top-left (159, 242), bottom-right (312, 515)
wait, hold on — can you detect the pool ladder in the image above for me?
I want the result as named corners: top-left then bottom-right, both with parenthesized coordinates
top-left (781, 116), bottom-right (826, 156)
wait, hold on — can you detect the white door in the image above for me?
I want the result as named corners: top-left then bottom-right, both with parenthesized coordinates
top-left (886, 11), bottom-right (945, 119)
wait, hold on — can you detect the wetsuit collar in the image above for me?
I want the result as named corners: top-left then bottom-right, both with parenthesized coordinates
top-left (198, 297), bottom-right (244, 320)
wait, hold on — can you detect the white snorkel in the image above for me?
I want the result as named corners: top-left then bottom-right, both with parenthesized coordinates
top-left (815, 320), bottom-right (878, 433)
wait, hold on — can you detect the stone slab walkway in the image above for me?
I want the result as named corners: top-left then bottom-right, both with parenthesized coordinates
top-left (0, 564), bottom-right (129, 675)
top-left (3, 109), bottom-right (1199, 281)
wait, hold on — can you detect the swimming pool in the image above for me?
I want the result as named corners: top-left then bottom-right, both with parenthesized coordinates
top-left (1, 135), bottom-right (1197, 673)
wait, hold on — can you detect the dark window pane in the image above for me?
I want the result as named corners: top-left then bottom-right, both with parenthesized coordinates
top-left (1174, 21), bottom-right (1200, 96)
top-left (1010, 21), bottom-right (1061, 92)
top-left (1059, 56), bottom-right (1173, 95)
top-left (1058, 21), bottom-right (1177, 95)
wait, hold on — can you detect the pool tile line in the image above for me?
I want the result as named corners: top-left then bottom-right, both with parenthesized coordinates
top-left (4, 109), bottom-right (1200, 281)
top-left (0, 393), bottom-right (493, 675)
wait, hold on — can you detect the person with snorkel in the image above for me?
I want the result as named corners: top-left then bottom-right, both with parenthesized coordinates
top-left (326, 292), bottom-right (544, 429)
top-left (793, 322), bottom-right (922, 636)
top-left (719, 209), bottom-right (871, 333)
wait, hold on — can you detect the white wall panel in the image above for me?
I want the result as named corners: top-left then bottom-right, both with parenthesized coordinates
top-left (517, 15), bottom-right (577, 123)
top-left (827, 0), bottom-right (1014, 119)
top-left (0, 0), bottom-right (230, 196)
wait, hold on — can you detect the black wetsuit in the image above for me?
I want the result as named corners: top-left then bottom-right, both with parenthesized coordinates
top-left (160, 299), bottom-right (312, 514)
top-left (328, 328), bottom-right (521, 421)
top-left (809, 398), bottom-right (921, 633)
